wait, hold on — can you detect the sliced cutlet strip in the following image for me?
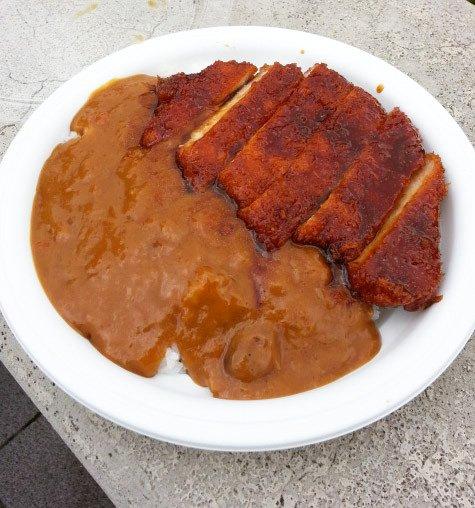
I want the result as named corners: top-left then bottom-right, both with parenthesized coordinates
top-left (347, 154), bottom-right (447, 311)
top-left (176, 63), bottom-right (303, 190)
top-left (218, 64), bottom-right (353, 208)
top-left (141, 60), bottom-right (257, 147)
top-left (238, 87), bottom-right (386, 250)
top-left (295, 109), bottom-right (424, 262)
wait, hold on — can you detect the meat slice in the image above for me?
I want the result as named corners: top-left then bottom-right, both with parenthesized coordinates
top-left (176, 63), bottom-right (303, 190)
top-left (238, 87), bottom-right (386, 250)
top-left (218, 64), bottom-right (353, 208)
top-left (347, 154), bottom-right (447, 311)
top-left (141, 60), bottom-right (257, 147)
top-left (294, 109), bottom-right (424, 262)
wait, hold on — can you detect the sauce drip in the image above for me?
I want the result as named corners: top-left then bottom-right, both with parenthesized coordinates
top-left (31, 76), bottom-right (381, 399)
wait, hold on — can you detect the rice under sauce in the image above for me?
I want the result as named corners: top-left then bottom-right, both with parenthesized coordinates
top-left (31, 76), bottom-right (380, 399)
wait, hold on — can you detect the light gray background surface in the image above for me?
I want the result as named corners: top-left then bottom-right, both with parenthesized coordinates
top-left (1, 0), bottom-right (474, 505)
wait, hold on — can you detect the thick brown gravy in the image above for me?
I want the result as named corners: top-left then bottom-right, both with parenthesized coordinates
top-left (31, 76), bottom-right (381, 399)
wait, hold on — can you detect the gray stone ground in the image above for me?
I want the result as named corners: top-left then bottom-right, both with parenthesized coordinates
top-left (1, 0), bottom-right (474, 506)
top-left (0, 363), bottom-right (113, 507)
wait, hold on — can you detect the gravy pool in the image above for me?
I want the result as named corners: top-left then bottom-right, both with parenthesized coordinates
top-left (31, 76), bottom-right (380, 399)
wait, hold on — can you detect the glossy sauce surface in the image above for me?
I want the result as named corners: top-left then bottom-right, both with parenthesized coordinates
top-left (31, 76), bottom-right (381, 399)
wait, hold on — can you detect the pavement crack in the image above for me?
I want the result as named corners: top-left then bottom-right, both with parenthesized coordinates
top-left (328, 440), bottom-right (344, 470)
top-left (439, 40), bottom-right (475, 51)
top-left (31, 81), bottom-right (46, 100)
top-left (0, 124), bottom-right (16, 135)
top-left (15, 6), bottom-right (36, 38)
top-left (0, 411), bottom-right (41, 452)
top-left (189, 1), bottom-right (198, 30)
top-left (17, 80), bottom-right (51, 124)
top-left (7, 72), bottom-right (67, 86)
top-left (0, 97), bottom-right (41, 105)
top-left (100, 18), bottom-right (140, 34)
top-left (148, 21), bottom-right (162, 38)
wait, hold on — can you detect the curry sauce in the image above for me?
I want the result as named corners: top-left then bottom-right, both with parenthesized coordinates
top-left (31, 76), bottom-right (380, 399)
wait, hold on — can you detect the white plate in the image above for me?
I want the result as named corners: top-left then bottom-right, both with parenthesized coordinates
top-left (0, 26), bottom-right (474, 451)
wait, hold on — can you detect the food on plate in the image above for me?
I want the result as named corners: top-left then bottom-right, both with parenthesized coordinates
top-left (218, 64), bottom-right (353, 208)
top-left (178, 245), bottom-right (380, 399)
top-left (347, 154), bottom-right (447, 310)
top-left (295, 108), bottom-right (424, 262)
top-left (141, 60), bottom-right (256, 147)
top-left (238, 86), bottom-right (385, 250)
top-left (177, 63), bottom-right (303, 190)
top-left (31, 74), bottom-right (379, 399)
top-left (31, 59), bottom-right (447, 400)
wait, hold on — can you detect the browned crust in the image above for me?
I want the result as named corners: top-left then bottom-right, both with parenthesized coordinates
top-left (238, 87), bottom-right (385, 250)
top-left (347, 154), bottom-right (447, 310)
top-left (176, 63), bottom-right (303, 190)
top-left (294, 108), bottom-right (425, 261)
top-left (218, 64), bottom-right (353, 208)
top-left (140, 60), bottom-right (257, 147)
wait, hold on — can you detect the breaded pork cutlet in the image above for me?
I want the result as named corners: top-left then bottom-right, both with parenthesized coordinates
top-left (218, 64), bottom-right (353, 208)
top-left (295, 109), bottom-right (424, 262)
top-left (239, 87), bottom-right (385, 250)
top-left (347, 154), bottom-right (447, 310)
top-left (176, 63), bottom-right (303, 190)
top-left (141, 60), bottom-right (256, 147)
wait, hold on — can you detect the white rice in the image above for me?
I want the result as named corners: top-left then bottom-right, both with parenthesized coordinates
top-left (372, 306), bottom-right (381, 320)
top-left (158, 344), bottom-right (186, 374)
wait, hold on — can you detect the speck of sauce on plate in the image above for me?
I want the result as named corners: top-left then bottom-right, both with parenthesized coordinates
top-left (31, 76), bottom-right (381, 400)
top-left (133, 34), bottom-right (146, 43)
top-left (300, 49), bottom-right (305, 54)
top-left (376, 83), bottom-right (384, 93)
top-left (75, 2), bottom-right (98, 17)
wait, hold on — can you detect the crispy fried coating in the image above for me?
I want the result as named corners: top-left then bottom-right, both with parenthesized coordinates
top-left (238, 87), bottom-right (385, 250)
top-left (347, 154), bottom-right (447, 310)
top-left (176, 63), bottom-right (303, 190)
top-left (141, 60), bottom-right (257, 147)
top-left (295, 109), bottom-right (424, 261)
top-left (218, 64), bottom-right (353, 208)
